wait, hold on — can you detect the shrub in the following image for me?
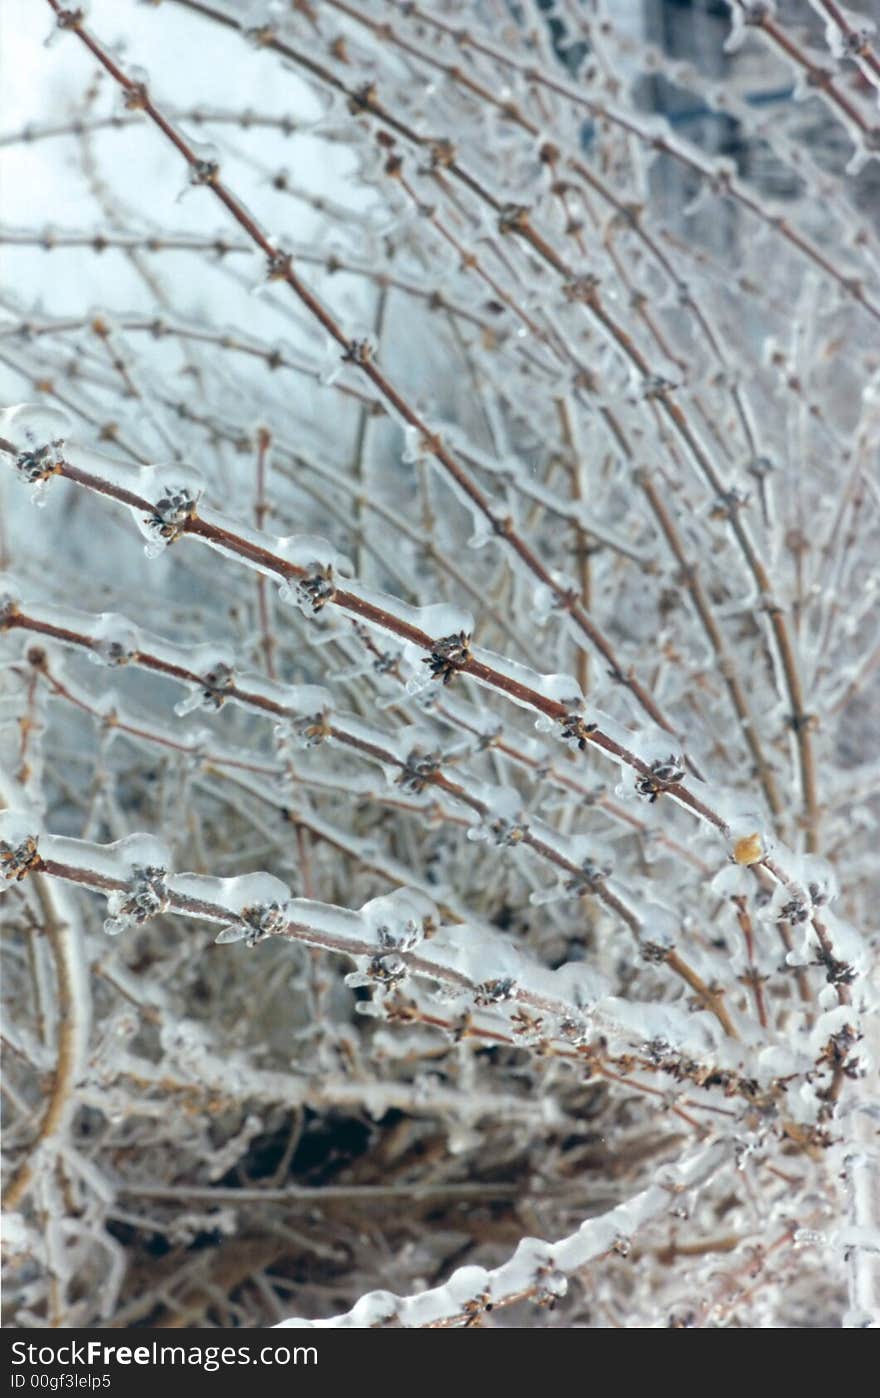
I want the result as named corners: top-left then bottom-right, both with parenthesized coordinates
top-left (0, 0), bottom-right (878, 1328)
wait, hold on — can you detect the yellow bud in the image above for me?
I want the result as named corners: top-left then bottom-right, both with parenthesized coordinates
top-left (733, 832), bottom-right (763, 865)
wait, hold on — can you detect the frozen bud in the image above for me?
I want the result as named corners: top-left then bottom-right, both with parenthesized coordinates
top-left (733, 832), bottom-right (764, 865)
top-left (841, 29), bottom-right (872, 58)
top-left (0, 814), bottom-right (42, 885)
top-left (45, 6), bottom-right (88, 46)
top-left (440, 1265), bottom-right (492, 1319)
top-left (562, 273), bottom-right (600, 304)
top-left (474, 977), bottom-right (517, 1005)
top-left (291, 711), bottom-right (332, 748)
top-left (641, 374), bottom-right (675, 401)
top-left (292, 564), bottom-right (336, 614)
top-left (175, 660), bottom-right (234, 715)
top-left (0, 592), bottom-right (21, 628)
top-left (89, 613), bottom-right (139, 667)
top-left (362, 887), bottom-right (437, 951)
top-left (396, 748), bottom-right (441, 794)
top-left (564, 858), bottom-right (612, 897)
top-left (641, 939), bottom-right (672, 963)
top-left (173, 646), bottom-right (236, 716)
top-left (104, 865), bottom-right (169, 935)
top-left (710, 487), bottom-right (750, 521)
top-left (364, 953), bottom-right (408, 987)
top-left (175, 140), bottom-right (221, 201)
top-left (741, 1), bottom-right (775, 21)
top-left (15, 442), bottom-right (65, 487)
top-left (635, 756), bottom-right (685, 803)
top-left (510, 1008), bottom-right (544, 1042)
top-left (498, 202), bottom-right (530, 233)
top-left (558, 1016), bottom-right (589, 1045)
top-left (189, 159), bottom-right (220, 186)
top-left (146, 488), bottom-right (197, 549)
top-left (422, 631), bottom-right (472, 686)
top-left (2, 403), bottom-right (72, 503)
top-left (533, 1266), bottom-right (568, 1307)
top-left (120, 64), bottom-right (150, 112)
top-left (560, 713), bottom-right (598, 750)
top-left (133, 463), bottom-right (204, 556)
top-left (341, 335), bottom-right (377, 368)
top-left (402, 425), bottom-right (435, 464)
top-left (244, 22), bottom-right (278, 47)
top-left (216, 900), bottom-right (289, 947)
top-left (487, 816), bottom-right (529, 847)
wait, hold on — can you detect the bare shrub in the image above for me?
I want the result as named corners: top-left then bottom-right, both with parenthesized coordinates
top-left (1, 0), bottom-right (878, 1328)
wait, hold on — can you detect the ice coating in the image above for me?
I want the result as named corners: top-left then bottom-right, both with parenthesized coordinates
top-left (275, 1140), bottom-right (729, 1325)
top-left (466, 643), bottom-right (583, 712)
top-left (340, 579), bottom-right (475, 649)
top-left (44, 830), bottom-right (171, 884)
top-left (5, 597), bottom-right (334, 727)
top-left (18, 831), bottom-right (746, 1063)
top-left (0, 402), bottom-right (73, 452)
top-left (2, 0), bottom-right (877, 1330)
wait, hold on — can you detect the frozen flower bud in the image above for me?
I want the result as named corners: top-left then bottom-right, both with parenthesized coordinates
top-left (89, 613), bottom-right (140, 667)
top-left (176, 140), bottom-right (221, 201)
top-left (474, 977), bottom-right (517, 1005)
top-left (733, 832), bottom-right (764, 865)
top-left (44, 5), bottom-right (88, 47)
top-left (0, 813), bottom-right (42, 885)
top-left (119, 64), bottom-right (150, 112)
top-left (104, 865), bottom-right (169, 936)
top-left (293, 564), bottom-right (337, 614)
top-left (396, 748), bottom-right (441, 794)
top-left (215, 900), bottom-right (289, 947)
top-left (131, 463), bottom-right (204, 556)
top-left (1, 403), bottom-right (72, 505)
top-left (361, 887), bottom-right (437, 950)
top-left (533, 1265), bottom-right (568, 1307)
top-left (175, 658), bottom-right (235, 715)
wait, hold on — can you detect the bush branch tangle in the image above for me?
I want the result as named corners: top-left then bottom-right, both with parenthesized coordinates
top-left (0, 0), bottom-right (878, 1328)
